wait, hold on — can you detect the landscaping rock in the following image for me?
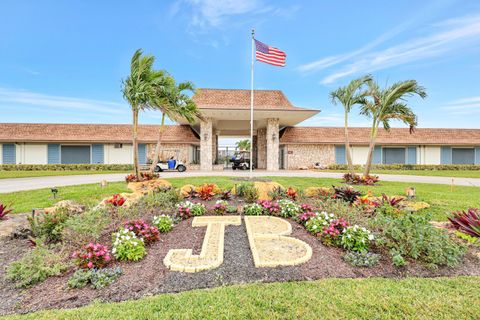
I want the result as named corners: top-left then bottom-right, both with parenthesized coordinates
top-left (0, 213), bottom-right (29, 239)
top-left (254, 181), bottom-right (284, 201)
top-left (179, 184), bottom-right (196, 198)
top-left (127, 179), bottom-right (172, 196)
top-left (304, 187), bottom-right (333, 198)
top-left (44, 200), bottom-right (85, 215)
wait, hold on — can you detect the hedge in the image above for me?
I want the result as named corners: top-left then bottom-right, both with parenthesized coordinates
top-left (0, 164), bottom-right (133, 171)
top-left (327, 164), bottom-right (480, 171)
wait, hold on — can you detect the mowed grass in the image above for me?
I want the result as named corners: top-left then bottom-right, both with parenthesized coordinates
top-left (0, 170), bottom-right (127, 179)
top-left (3, 277), bottom-right (479, 320)
top-left (319, 169), bottom-right (480, 178)
top-left (1, 176), bottom-right (479, 220)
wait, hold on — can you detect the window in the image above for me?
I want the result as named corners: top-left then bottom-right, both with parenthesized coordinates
top-left (114, 143), bottom-right (123, 149)
top-left (382, 147), bottom-right (406, 164)
top-left (452, 148), bottom-right (474, 165)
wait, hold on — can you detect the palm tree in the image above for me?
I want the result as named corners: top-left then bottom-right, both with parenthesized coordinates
top-left (330, 75), bottom-right (372, 175)
top-left (122, 49), bottom-right (165, 179)
top-left (236, 139), bottom-right (251, 151)
top-left (360, 80), bottom-right (427, 176)
top-left (149, 78), bottom-right (202, 172)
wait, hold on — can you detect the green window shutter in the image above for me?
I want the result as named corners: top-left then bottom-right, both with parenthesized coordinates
top-left (373, 146), bottom-right (382, 164)
top-left (335, 145), bottom-right (346, 164)
top-left (91, 144), bottom-right (104, 164)
top-left (2, 143), bottom-right (16, 164)
top-left (440, 146), bottom-right (452, 164)
top-left (47, 144), bottom-right (60, 164)
top-left (406, 146), bottom-right (417, 164)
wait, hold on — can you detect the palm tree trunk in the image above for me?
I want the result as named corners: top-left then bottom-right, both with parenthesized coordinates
top-left (149, 113), bottom-right (166, 173)
top-left (363, 124), bottom-right (378, 177)
top-left (132, 109), bottom-right (140, 179)
top-left (344, 112), bottom-right (354, 175)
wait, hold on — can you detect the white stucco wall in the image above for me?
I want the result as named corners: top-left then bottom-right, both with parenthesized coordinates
top-left (351, 146), bottom-right (369, 165)
top-left (423, 146), bottom-right (441, 165)
top-left (104, 143), bottom-right (133, 164)
top-left (23, 144), bottom-right (48, 164)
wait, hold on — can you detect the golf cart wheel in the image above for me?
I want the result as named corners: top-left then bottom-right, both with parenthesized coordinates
top-left (154, 166), bottom-right (162, 172)
top-left (177, 165), bottom-right (186, 172)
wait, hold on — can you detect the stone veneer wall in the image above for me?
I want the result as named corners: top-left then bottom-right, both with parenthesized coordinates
top-left (256, 128), bottom-right (266, 169)
top-left (147, 143), bottom-right (193, 164)
top-left (283, 144), bottom-right (335, 169)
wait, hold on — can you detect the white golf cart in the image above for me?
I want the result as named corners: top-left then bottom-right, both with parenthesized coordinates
top-left (154, 157), bottom-right (187, 172)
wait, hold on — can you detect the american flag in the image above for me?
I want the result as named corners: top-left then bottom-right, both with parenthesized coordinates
top-left (255, 39), bottom-right (286, 67)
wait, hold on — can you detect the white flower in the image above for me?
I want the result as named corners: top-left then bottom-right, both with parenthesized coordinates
top-left (368, 234), bottom-right (375, 241)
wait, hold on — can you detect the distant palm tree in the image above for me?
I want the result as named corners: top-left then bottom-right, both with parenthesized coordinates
top-left (360, 80), bottom-right (427, 176)
top-left (236, 139), bottom-right (251, 151)
top-left (122, 49), bottom-right (165, 179)
top-left (149, 78), bottom-right (202, 172)
top-left (330, 75), bottom-right (372, 175)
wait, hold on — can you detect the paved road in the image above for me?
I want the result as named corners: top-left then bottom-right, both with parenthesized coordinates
top-left (1, 170), bottom-right (479, 193)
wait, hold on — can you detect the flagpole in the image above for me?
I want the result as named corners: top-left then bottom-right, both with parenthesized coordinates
top-left (249, 28), bottom-right (255, 179)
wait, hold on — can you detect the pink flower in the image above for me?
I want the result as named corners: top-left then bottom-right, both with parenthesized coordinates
top-left (87, 261), bottom-right (93, 269)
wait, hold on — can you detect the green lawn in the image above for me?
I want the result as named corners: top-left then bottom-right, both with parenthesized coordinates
top-left (3, 277), bottom-right (479, 320)
top-left (2, 176), bottom-right (479, 220)
top-left (0, 170), bottom-right (127, 179)
top-left (319, 169), bottom-right (480, 178)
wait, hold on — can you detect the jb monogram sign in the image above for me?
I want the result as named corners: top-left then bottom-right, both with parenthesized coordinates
top-left (163, 216), bottom-right (312, 272)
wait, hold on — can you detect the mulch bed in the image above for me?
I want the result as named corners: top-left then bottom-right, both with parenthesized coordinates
top-left (1, 214), bottom-right (479, 316)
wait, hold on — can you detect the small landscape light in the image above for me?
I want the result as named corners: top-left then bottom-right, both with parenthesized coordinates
top-left (405, 187), bottom-right (415, 199)
top-left (51, 187), bottom-right (58, 199)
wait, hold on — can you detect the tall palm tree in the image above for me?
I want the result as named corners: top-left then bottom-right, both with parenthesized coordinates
top-left (122, 49), bottom-right (165, 179)
top-left (360, 80), bottom-right (427, 176)
top-left (149, 78), bottom-right (202, 172)
top-left (330, 75), bottom-right (372, 175)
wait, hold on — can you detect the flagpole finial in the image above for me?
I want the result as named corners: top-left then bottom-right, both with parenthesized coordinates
top-left (251, 28), bottom-right (255, 37)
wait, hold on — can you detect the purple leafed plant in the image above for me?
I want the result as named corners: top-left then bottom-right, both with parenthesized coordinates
top-left (0, 203), bottom-right (13, 220)
top-left (448, 208), bottom-right (480, 237)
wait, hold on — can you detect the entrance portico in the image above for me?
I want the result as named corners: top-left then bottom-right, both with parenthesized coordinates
top-left (179, 89), bottom-right (319, 171)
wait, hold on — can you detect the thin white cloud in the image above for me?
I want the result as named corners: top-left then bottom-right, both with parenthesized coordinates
top-left (441, 96), bottom-right (480, 115)
top-left (0, 87), bottom-right (128, 116)
top-left (318, 13), bottom-right (480, 84)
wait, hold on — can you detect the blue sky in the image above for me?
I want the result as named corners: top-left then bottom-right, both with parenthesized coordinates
top-left (1, 0), bottom-right (480, 129)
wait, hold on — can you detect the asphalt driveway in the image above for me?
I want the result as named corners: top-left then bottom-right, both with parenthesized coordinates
top-left (1, 170), bottom-right (480, 193)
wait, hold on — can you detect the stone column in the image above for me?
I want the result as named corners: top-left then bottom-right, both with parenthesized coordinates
top-left (200, 118), bottom-right (213, 171)
top-left (266, 118), bottom-right (279, 171)
top-left (256, 128), bottom-right (267, 169)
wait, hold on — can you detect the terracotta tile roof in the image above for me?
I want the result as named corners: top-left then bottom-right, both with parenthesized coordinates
top-left (280, 127), bottom-right (480, 145)
top-left (193, 88), bottom-right (310, 111)
top-left (0, 123), bottom-right (199, 143)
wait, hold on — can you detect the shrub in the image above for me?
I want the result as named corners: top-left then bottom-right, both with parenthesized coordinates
top-left (124, 219), bottom-right (160, 245)
top-left (195, 183), bottom-right (217, 200)
top-left (333, 185), bottom-right (362, 203)
top-left (353, 196), bottom-right (379, 216)
top-left (375, 194), bottom-right (404, 216)
top-left (455, 231), bottom-right (479, 245)
top-left (137, 189), bottom-right (181, 211)
top-left (341, 225), bottom-right (374, 253)
top-left (176, 201), bottom-right (206, 219)
top-left (268, 186), bottom-right (286, 201)
top-left (226, 205), bottom-right (238, 214)
top-left (379, 214), bottom-right (466, 268)
top-left (68, 267), bottom-right (122, 289)
top-left (111, 229), bottom-right (146, 262)
top-left (104, 194), bottom-right (126, 207)
top-left (0, 203), bottom-right (13, 220)
top-left (286, 187), bottom-right (298, 201)
top-left (342, 173), bottom-right (379, 186)
top-left (213, 200), bottom-right (228, 215)
top-left (305, 212), bottom-right (334, 235)
top-left (0, 164), bottom-right (133, 171)
top-left (243, 203), bottom-right (263, 216)
top-left (327, 163), bottom-right (480, 171)
top-left (30, 207), bottom-right (70, 243)
top-left (71, 243), bottom-right (112, 269)
top-left (277, 199), bottom-right (301, 218)
top-left (7, 244), bottom-right (68, 288)
top-left (220, 190), bottom-right (232, 200)
top-left (236, 182), bottom-right (258, 203)
top-left (343, 251), bottom-right (380, 267)
top-left (62, 208), bottom-right (111, 247)
top-left (152, 215), bottom-right (174, 233)
top-left (320, 218), bottom-right (349, 247)
top-left (257, 200), bottom-right (280, 215)
top-left (448, 208), bottom-right (480, 237)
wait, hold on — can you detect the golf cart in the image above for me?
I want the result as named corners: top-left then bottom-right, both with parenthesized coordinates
top-left (154, 157), bottom-right (187, 172)
top-left (230, 151), bottom-right (254, 170)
